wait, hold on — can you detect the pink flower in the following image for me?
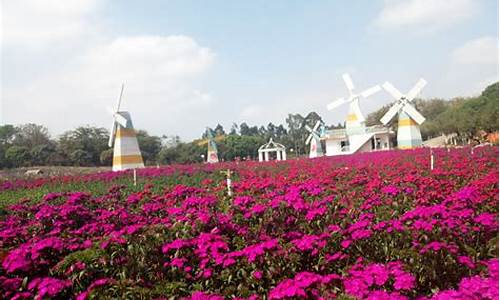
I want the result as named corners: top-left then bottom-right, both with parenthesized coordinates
top-left (28, 277), bottom-right (71, 299)
top-left (457, 256), bottom-right (475, 269)
top-left (253, 271), bottom-right (263, 280)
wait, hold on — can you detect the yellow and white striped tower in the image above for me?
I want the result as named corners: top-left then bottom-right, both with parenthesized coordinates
top-left (396, 111), bottom-right (423, 149)
top-left (112, 112), bottom-right (144, 171)
top-left (107, 84), bottom-right (145, 172)
top-left (345, 99), bottom-right (366, 135)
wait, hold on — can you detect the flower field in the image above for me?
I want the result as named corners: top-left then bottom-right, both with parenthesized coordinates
top-left (0, 147), bottom-right (498, 300)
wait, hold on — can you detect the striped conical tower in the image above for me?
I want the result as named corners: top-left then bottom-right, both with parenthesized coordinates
top-left (345, 99), bottom-right (366, 135)
top-left (207, 139), bottom-right (219, 163)
top-left (396, 111), bottom-right (422, 149)
top-left (112, 111), bottom-right (144, 171)
top-left (309, 136), bottom-right (323, 158)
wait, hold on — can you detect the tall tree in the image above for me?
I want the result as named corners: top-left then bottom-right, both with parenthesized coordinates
top-left (214, 124), bottom-right (225, 136)
top-left (136, 130), bottom-right (162, 165)
top-left (13, 124), bottom-right (51, 149)
top-left (286, 113), bottom-right (306, 155)
top-left (58, 126), bottom-right (108, 166)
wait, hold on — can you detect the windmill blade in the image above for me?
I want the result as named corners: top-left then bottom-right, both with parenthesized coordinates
top-left (406, 78), bottom-right (427, 101)
top-left (360, 85), bottom-right (382, 98)
top-left (114, 113), bottom-right (128, 127)
top-left (351, 99), bottom-right (365, 122)
top-left (305, 134), bottom-right (313, 145)
top-left (402, 103), bottom-right (426, 125)
top-left (304, 124), bottom-right (313, 133)
top-left (342, 73), bottom-right (355, 91)
top-left (108, 121), bottom-right (116, 147)
top-left (312, 120), bottom-right (321, 132)
top-left (115, 83), bottom-right (125, 112)
top-left (327, 97), bottom-right (347, 110)
top-left (380, 102), bottom-right (403, 125)
top-left (382, 82), bottom-right (404, 100)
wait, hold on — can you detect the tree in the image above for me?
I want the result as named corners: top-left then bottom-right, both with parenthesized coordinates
top-left (58, 126), bottom-right (108, 166)
top-left (0, 125), bottom-right (17, 168)
top-left (5, 146), bottom-right (31, 167)
top-left (285, 113), bottom-right (306, 155)
top-left (30, 143), bottom-right (56, 165)
top-left (13, 124), bottom-right (51, 148)
top-left (100, 149), bottom-right (113, 165)
top-left (0, 125), bottom-right (16, 144)
top-left (136, 130), bottom-right (162, 165)
top-left (214, 124), bottom-right (225, 136)
top-left (218, 135), bottom-right (265, 161)
top-left (229, 123), bottom-right (239, 135)
top-left (162, 135), bottom-right (181, 148)
top-left (69, 150), bottom-right (93, 166)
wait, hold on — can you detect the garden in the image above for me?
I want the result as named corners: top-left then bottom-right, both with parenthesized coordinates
top-left (0, 147), bottom-right (498, 299)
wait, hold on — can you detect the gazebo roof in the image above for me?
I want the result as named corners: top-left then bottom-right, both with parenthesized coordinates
top-left (258, 138), bottom-right (285, 151)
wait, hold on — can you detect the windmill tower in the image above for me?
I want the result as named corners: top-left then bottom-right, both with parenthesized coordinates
top-left (380, 79), bottom-right (427, 149)
top-left (198, 128), bottom-right (219, 163)
top-left (305, 120), bottom-right (324, 158)
top-left (327, 73), bottom-right (381, 135)
top-left (107, 84), bottom-right (144, 171)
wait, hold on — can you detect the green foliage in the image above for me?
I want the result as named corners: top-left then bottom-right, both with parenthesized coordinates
top-left (100, 149), bottom-right (114, 165)
top-left (5, 145), bottom-right (31, 167)
top-left (366, 82), bottom-right (499, 141)
top-left (30, 143), bottom-right (56, 165)
top-left (58, 126), bottom-right (109, 166)
top-left (136, 130), bottom-right (162, 165)
top-left (0, 83), bottom-right (497, 168)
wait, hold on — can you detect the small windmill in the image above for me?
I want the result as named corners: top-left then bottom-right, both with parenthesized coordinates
top-left (305, 120), bottom-right (324, 158)
top-left (327, 73), bottom-right (381, 135)
top-left (107, 84), bottom-right (144, 171)
top-left (380, 79), bottom-right (427, 149)
top-left (198, 128), bottom-right (219, 163)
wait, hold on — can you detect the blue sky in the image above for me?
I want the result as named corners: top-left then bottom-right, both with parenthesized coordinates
top-left (2, 0), bottom-right (498, 140)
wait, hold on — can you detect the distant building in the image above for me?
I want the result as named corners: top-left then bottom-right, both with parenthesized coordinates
top-left (321, 125), bottom-right (395, 156)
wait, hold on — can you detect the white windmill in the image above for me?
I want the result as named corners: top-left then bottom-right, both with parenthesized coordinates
top-left (327, 73), bottom-right (381, 135)
top-left (305, 120), bottom-right (324, 158)
top-left (380, 79), bottom-right (427, 149)
top-left (107, 84), bottom-right (144, 171)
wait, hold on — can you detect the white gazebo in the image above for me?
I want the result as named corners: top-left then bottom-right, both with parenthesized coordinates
top-left (258, 138), bottom-right (287, 162)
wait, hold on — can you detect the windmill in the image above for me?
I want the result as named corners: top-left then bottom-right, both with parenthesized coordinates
top-left (380, 79), bottom-right (427, 149)
top-left (305, 120), bottom-right (324, 158)
top-left (107, 84), bottom-right (144, 171)
top-left (198, 128), bottom-right (219, 163)
top-left (327, 73), bottom-right (381, 135)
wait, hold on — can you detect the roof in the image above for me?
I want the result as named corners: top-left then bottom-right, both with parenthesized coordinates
top-left (258, 138), bottom-right (285, 151)
top-left (322, 125), bottom-right (394, 140)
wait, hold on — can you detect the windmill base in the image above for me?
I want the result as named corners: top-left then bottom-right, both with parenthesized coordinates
top-left (112, 113), bottom-right (145, 171)
top-left (207, 150), bottom-right (219, 163)
top-left (309, 138), bottom-right (324, 158)
top-left (397, 112), bottom-right (423, 149)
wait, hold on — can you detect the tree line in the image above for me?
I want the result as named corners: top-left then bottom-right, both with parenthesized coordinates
top-left (0, 82), bottom-right (497, 168)
top-left (0, 112), bottom-right (328, 168)
top-left (366, 82), bottom-right (499, 142)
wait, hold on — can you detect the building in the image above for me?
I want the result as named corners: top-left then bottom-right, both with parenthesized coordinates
top-left (321, 125), bottom-right (395, 156)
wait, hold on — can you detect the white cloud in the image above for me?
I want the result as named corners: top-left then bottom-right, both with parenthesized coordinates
top-left (438, 36), bottom-right (499, 97)
top-left (2, 0), bottom-right (100, 46)
top-left (451, 36), bottom-right (499, 65)
top-left (374, 0), bottom-right (478, 31)
top-left (3, 35), bottom-right (216, 138)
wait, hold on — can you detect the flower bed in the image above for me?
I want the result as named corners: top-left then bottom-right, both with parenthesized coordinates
top-left (0, 147), bottom-right (498, 299)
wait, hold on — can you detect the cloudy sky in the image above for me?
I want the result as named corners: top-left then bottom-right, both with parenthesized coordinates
top-left (1, 0), bottom-right (498, 140)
